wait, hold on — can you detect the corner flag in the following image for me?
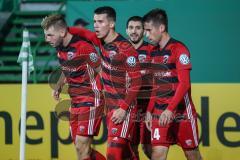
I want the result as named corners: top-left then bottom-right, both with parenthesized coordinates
top-left (17, 28), bottom-right (34, 74)
top-left (17, 28), bottom-right (34, 160)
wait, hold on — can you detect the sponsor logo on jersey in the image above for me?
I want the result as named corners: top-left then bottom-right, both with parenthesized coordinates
top-left (102, 61), bottom-right (117, 71)
top-left (61, 66), bottom-right (77, 72)
top-left (154, 71), bottom-right (171, 77)
top-left (179, 54), bottom-right (190, 65)
top-left (89, 52), bottom-right (98, 63)
top-left (127, 56), bottom-right (136, 67)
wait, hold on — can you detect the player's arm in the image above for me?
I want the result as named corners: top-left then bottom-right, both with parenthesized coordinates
top-left (68, 27), bottom-right (101, 46)
top-left (159, 44), bottom-right (192, 126)
top-left (120, 68), bottom-right (142, 110)
top-left (167, 69), bottom-right (190, 112)
top-left (81, 42), bottom-right (101, 67)
top-left (167, 44), bottom-right (192, 112)
top-left (120, 46), bottom-right (142, 111)
top-left (52, 72), bottom-right (65, 101)
top-left (111, 47), bottom-right (142, 124)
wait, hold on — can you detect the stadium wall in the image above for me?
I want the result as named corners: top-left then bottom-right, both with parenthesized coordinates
top-left (0, 84), bottom-right (240, 160)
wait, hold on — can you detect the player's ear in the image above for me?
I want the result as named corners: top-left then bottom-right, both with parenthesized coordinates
top-left (109, 21), bottom-right (115, 29)
top-left (126, 28), bottom-right (129, 36)
top-left (59, 28), bottom-right (67, 37)
top-left (159, 24), bottom-right (166, 33)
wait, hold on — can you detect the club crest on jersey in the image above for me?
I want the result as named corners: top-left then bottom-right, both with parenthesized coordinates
top-left (109, 50), bottom-right (117, 60)
top-left (127, 56), bottom-right (136, 67)
top-left (138, 54), bottom-right (146, 63)
top-left (67, 51), bottom-right (75, 60)
top-left (89, 52), bottom-right (98, 62)
top-left (179, 54), bottom-right (190, 65)
top-left (79, 126), bottom-right (85, 133)
top-left (112, 128), bottom-right (118, 134)
top-left (185, 139), bottom-right (192, 146)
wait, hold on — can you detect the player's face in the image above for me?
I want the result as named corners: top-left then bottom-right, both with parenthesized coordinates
top-left (44, 26), bottom-right (63, 48)
top-left (94, 13), bottom-right (112, 39)
top-left (144, 21), bottom-right (162, 45)
top-left (126, 21), bottom-right (144, 44)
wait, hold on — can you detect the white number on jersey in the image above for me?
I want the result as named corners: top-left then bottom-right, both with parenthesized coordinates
top-left (153, 128), bottom-right (160, 140)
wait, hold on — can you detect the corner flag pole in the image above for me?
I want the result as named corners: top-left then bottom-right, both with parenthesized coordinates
top-left (19, 48), bottom-right (28, 160)
top-left (17, 28), bottom-right (34, 160)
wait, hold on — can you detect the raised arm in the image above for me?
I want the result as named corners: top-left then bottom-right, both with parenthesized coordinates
top-left (68, 27), bottom-right (101, 46)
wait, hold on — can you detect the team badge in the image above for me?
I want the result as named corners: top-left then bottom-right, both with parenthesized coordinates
top-left (163, 55), bottom-right (169, 64)
top-left (185, 139), bottom-right (192, 146)
top-left (127, 56), bottom-right (136, 67)
top-left (67, 51), bottom-right (75, 60)
top-left (138, 54), bottom-right (146, 63)
top-left (179, 54), bottom-right (190, 65)
top-left (111, 128), bottom-right (118, 135)
top-left (89, 52), bottom-right (98, 63)
top-left (79, 126), bottom-right (85, 133)
top-left (109, 50), bottom-right (117, 60)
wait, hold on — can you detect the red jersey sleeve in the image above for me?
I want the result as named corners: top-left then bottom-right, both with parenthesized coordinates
top-left (175, 44), bottom-right (192, 70)
top-left (68, 27), bottom-right (101, 47)
top-left (77, 42), bottom-right (101, 69)
top-left (167, 43), bottom-right (192, 112)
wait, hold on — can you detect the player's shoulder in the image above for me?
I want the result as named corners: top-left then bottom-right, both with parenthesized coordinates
top-left (114, 34), bottom-right (137, 55)
top-left (114, 34), bottom-right (133, 48)
top-left (168, 38), bottom-right (189, 53)
top-left (71, 35), bottom-right (95, 49)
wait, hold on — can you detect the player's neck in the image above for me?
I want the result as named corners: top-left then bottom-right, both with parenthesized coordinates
top-left (62, 32), bottom-right (73, 47)
top-left (103, 30), bottom-right (118, 44)
top-left (130, 38), bottom-right (143, 49)
top-left (159, 32), bottom-right (170, 49)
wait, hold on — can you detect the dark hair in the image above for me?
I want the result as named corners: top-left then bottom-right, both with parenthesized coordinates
top-left (73, 18), bottom-right (89, 27)
top-left (126, 16), bottom-right (143, 28)
top-left (94, 6), bottom-right (116, 22)
top-left (143, 8), bottom-right (168, 32)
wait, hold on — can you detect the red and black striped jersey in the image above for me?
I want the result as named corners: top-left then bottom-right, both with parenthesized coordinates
top-left (68, 27), bottom-right (142, 111)
top-left (57, 35), bottom-right (101, 107)
top-left (135, 41), bottom-right (153, 100)
top-left (147, 38), bottom-right (196, 114)
top-left (100, 34), bottom-right (141, 110)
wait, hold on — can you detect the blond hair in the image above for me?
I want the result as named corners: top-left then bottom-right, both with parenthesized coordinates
top-left (41, 14), bottom-right (67, 30)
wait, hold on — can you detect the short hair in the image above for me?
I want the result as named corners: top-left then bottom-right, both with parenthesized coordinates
top-left (41, 14), bottom-right (67, 30)
top-left (94, 6), bottom-right (116, 22)
top-left (73, 18), bottom-right (89, 27)
top-left (143, 8), bottom-right (168, 32)
top-left (126, 16), bottom-right (143, 28)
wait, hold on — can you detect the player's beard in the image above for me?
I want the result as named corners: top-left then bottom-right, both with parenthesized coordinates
top-left (54, 38), bottom-right (64, 48)
top-left (131, 38), bottom-right (142, 44)
top-left (130, 33), bottom-right (143, 44)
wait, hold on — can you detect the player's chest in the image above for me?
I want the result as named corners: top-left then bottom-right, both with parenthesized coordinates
top-left (151, 49), bottom-right (176, 65)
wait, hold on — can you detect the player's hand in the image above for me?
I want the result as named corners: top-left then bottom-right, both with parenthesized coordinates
top-left (52, 89), bottom-right (61, 101)
top-left (52, 83), bottom-right (63, 101)
top-left (111, 108), bottom-right (127, 124)
top-left (159, 109), bottom-right (174, 126)
top-left (145, 111), bottom-right (152, 131)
